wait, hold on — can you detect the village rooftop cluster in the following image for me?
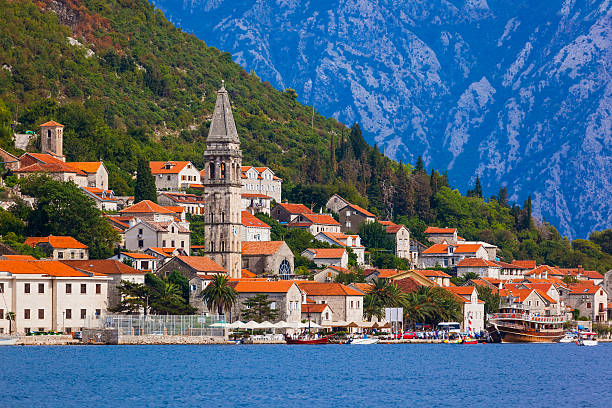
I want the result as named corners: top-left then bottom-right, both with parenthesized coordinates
top-left (0, 85), bottom-right (610, 339)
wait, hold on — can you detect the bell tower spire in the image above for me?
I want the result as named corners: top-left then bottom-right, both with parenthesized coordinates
top-left (203, 82), bottom-right (243, 278)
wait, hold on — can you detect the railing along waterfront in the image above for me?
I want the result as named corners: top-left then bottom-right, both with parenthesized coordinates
top-left (104, 314), bottom-right (225, 337)
top-left (489, 313), bottom-right (566, 324)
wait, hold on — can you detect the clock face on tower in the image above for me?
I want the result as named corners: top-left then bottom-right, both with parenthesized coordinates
top-left (233, 226), bottom-right (238, 236)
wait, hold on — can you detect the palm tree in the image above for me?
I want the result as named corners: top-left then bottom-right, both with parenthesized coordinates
top-left (157, 282), bottom-right (183, 305)
top-left (6, 311), bottom-right (15, 334)
top-left (403, 287), bottom-right (437, 328)
top-left (368, 279), bottom-right (406, 309)
top-left (363, 293), bottom-right (384, 321)
top-left (201, 274), bottom-right (238, 317)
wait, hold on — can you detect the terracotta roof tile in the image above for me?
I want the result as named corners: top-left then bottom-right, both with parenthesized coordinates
top-left (242, 241), bottom-right (285, 255)
top-left (454, 244), bottom-right (482, 253)
top-left (343, 203), bottom-right (375, 218)
top-left (512, 260), bottom-right (536, 269)
top-left (232, 280), bottom-right (295, 293)
top-left (242, 269), bottom-right (256, 278)
top-left (176, 256), bottom-right (226, 273)
top-left (299, 213), bottom-right (340, 225)
top-left (303, 248), bottom-right (346, 259)
top-left (15, 162), bottom-right (86, 175)
top-left (425, 227), bottom-right (457, 234)
top-left (0, 260), bottom-right (90, 277)
top-left (242, 211), bottom-right (271, 228)
top-left (421, 243), bottom-right (449, 254)
top-left (68, 162), bottom-right (103, 173)
top-left (119, 200), bottom-right (175, 214)
top-left (276, 203), bottom-right (312, 214)
top-left (63, 259), bottom-right (144, 275)
top-left (25, 235), bottom-right (88, 249)
top-left (149, 161), bottom-right (194, 174)
top-left (301, 303), bottom-right (330, 313)
top-left (297, 282), bottom-right (363, 296)
top-left (456, 258), bottom-right (500, 267)
top-left (40, 120), bottom-right (64, 127)
top-left (414, 269), bottom-right (451, 278)
top-left (121, 252), bottom-right (156, 259)
top-left (2, 255), bottom-right (37, 260)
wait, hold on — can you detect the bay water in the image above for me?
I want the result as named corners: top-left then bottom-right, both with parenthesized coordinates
top-left (1, 343), bottom-right (610, 407)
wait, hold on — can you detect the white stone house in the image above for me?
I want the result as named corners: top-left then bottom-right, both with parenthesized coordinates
top-left (110, 252), bottom-right (158, 271)
top-left (24, 236), bottom-right (89, 261)
top-left (379, 221), bottom-right (411, 259)
top-left (419, 243), bottom-right (489, 268)
top-left (241, 211), bottom-right (271, 242)
top-left (124, 220), bottom-right (190, 253)
top-left (301, 248), bottom-right (348, 269)
top-left (444, 286), bottom-right (485, 333)
top-left (149, 161), bottom-right (201, 191)
top-left (297, 282), bottom-right (364, 324)
top-left (325, 194), bottom-right (351, 214)
top-left (241, 166), bottom-right (282, 202)
top-left (0, 260), bottom-right (110, 335)
top-left (287, 213), bottom-right (341, 235)
top-left (241, 193), bottom-right (273, 215)
top-left (70, 162), bottom-right (109, 190)
top-left (81, 187), bottom-right (118, 211)
top-left (314, 231), bottom-right (365, 265)
top-left (231, 281), bottom-right (303, 323)
top-left (158, 192), bottom-right (205, 215)
top-left (312, 265), bottom-right (351, 283)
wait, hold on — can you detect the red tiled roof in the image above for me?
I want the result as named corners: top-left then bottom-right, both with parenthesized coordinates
top-left (241, 211), bottom-right (270, 228)
top-left (512, 260), bottom-right (536, 269)
top-left (567, 283), bottom-right (602, 295)
top-left (149, 161), bottom-right (194, 174)
top-left (121, 252), bottom-right (156, 259)
top-left (21, 153), bottom-right (65, 164)
top-left (0, 260), bottom-right (90, 277)
top-left (303, 248), bottom-right (346, 259)
top-left (301, 303), bottom-right (330, 313)
top-left (350, 283), bottom-right (374, 294)
top-left (63, 259), bottom-right (144, 275)
top-left (15, 162), bottom-right (86, 175)
top-left (119, 200), bottom-right (174, 214)
top-left (25, 235), bottom-right (88, 249)
top-left (297, 282), bottom-right (363, 296)
top-left (299, 213), bottom-right (340, 225)
top-left (454, 244), bottom-right (482, 253)
top-left (425, 227), bottom-right (457, 234)
top-left (343, 203), bottom-right (375, 218)
top-left (445, 286), bottom-right (476, 296)
top-left (421, 243), bottom-right (449, 254)
top-left (241, 193), bottom-right (272, 199)
top-left (40, 120), bottom-right (64, 127)
top-left (232, 280), bottom-right (295, 293)
top-left (456, 258), bottom-right (500, 267)
top-left (69, 162), bottom-right (103, 173)
top-left (394, 277), bottom-right (423, 294)
top-left (276, 203), bottom-right (312, 214)
top-left (414, 269), bottom-right (451, 278)
top-left (364, 268), bottom-right (400, 279)
top-left (176, 256), bottom-right (226, 273)
top-left (242, 241), bottom-right (285, 255)
top-left (2, 255), bottom-right (37, 260)
top-left (242, 269), bottom-right (256, 278)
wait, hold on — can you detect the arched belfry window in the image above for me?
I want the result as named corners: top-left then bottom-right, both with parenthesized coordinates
top-left (209, 162), bottom-right (215, 179)
top-left (221, 163), bottom-right (226, 179)
top-left (221, 212), bottom-right (225, 223)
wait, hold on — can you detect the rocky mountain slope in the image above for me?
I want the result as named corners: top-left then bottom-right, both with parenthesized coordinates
top-left (153, 0), bottom-right (612, 239)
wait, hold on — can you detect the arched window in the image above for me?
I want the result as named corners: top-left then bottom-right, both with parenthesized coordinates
top-left (221, 163), bottom-right (226, 179)
top-left (209, 162), bottom-right (215, 179)
top-left (221, 241), bottom-right (225, 251)
top-left (221, 212), bottom-right (225, 223)
top-left (279, 259), bottom-right (291, 280)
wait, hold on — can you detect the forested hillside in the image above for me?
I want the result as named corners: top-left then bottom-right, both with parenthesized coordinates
top-left (0, 0), bottom-right (610, 272)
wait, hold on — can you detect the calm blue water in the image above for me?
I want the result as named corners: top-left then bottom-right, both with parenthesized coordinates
top-left (1, 344), bottom-right (611, 407)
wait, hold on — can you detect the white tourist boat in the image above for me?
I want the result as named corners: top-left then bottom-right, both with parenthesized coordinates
top-left (349, 336), bottom-right (379, 345)
top-left (576, 332), bottom-right (598, 346)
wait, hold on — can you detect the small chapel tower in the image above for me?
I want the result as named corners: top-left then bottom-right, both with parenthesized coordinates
top-left (40, 120), bottom-right (65, 159)
top-left (203, 82), bottom-right (243, 278)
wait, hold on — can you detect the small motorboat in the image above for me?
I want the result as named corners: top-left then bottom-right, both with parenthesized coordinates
top-left (577, 332), bottom-right (598, 346)
top-left (559, 332), bottom-right (577, 343)
top-left (349, 336), bottom-right (379, 345)
top-left (0, 336), bottom-right (17, 346)
top-left (284, 335), bottom-right (329, 345)
top-left (460, 338), bottom-right (478, 344)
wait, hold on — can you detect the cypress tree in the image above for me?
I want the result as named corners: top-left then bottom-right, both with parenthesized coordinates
top-left (414, 156), bottom-right (425, 173)
top-left (498, 187), bottom-right (509, 207)
top-left (134, 158), bottom-right (157, 203)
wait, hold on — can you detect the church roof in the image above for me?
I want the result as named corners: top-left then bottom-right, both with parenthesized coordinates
top-left (207, 82), bottom-right (240, 144)
top-left (40, 120), bottom-right (64, 127)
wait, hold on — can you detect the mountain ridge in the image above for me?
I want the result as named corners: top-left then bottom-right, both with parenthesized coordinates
top-left (152, 0), bottom-right (612, 239)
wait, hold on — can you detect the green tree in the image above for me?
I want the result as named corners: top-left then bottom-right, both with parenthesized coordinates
top-left (368, 279), bottom-right (406, 310)
top-left (414, 156), bottom-right (425, 173)
top-left (201, 274), bottom-right (238, 316)
top-left (241, 294), bottom-right (279, 322)
top-left (18, 175), bottom-right (119, 258)
top-left (5, 311), bottom-right (16, 334)
top-left (168, 270), bottom-right (190, 303)
top-left (589, 229), bottom-right (612, 255)
top-left (359, 222), bottom-right (395, 251)
top-left (146, 273), bottom-right (196, 315)
top-left (363, 293), bottom-right (384, 321)
top-left (108, 280), bottom-right (150, 314)
top-left (476, 286), bottom-right (500, 316)
top-left (134, 158), bottom-right (157, 203)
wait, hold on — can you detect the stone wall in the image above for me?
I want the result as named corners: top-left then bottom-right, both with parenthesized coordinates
top-left (118, 335), bottom-right (228, 345)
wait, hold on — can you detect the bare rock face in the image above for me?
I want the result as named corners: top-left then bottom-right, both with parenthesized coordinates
top-left (153, 0), bottom-right (612, 238)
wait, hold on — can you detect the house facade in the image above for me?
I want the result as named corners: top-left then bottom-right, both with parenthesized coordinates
top-left (444, 286), bottom-right (485, 333)
top-left (338, 204), bottom-right (375, 233)
top-left (149, 161), bottom-right (201, 191)
top-left (325, 194), bottom-right (351, 214)
top-left (124, 220), bottom-right (190, 253)
top-left (287, 213), bottom-right (341, 235)
top-left (456, 258), bottom-right (502, 279)
top-left (241, 166), bottom-right (282, 202)
top-left (24, 236), bottom-right (89, 261)
top-left (419, 243), bottom-right (489, 268)
top-left (301, 248), bottom-right (348, 269)
top-left (241, 241), bottom-right (294, 278)
top-left (81, 187), bottom-right (118, 211)
top-left (271, 202), bottom-right (312, 223)
top-left (158, 192), bottom-right (205, 215)
top-left (297, 282), bottom-right (364, 323)
top-left (314, 231), bottom-right (365, 265)
top-left (231, 281), bottom-right (302, 323)
top-left (241, 211), bottom-right (271, 242)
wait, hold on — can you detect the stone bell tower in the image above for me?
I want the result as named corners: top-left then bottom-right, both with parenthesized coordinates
top-left (203, 81), bottom-right (243, 278)
top-left (40, 120), bottom-right (65, 160)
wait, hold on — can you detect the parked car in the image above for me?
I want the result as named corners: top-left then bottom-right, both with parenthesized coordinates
top-left (72, 331), bottom-right (82, 340)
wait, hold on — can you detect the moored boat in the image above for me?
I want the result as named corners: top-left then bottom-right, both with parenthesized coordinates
top-left (576, 332), bottom-right (598, 346)
top-left (559, 332), bottom-right (577, 343)
top-left (284, 335), bottom-right (329, 345)
top-left (487, 308), bottom-right (565, 343)
top-left (0, 336), bottom-right (17, 346)
top-left (349, 337), bottom-right (379, 345)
